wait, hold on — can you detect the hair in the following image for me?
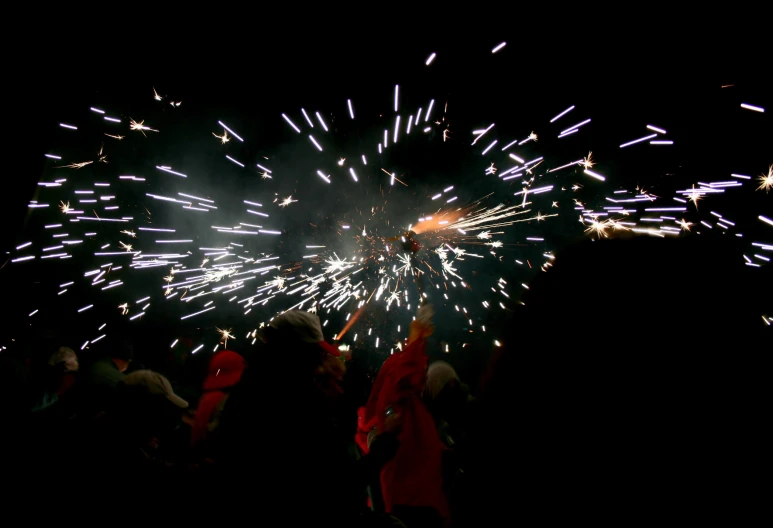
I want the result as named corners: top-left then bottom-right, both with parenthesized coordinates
top-left (263, 326), bottom-right (324, 378)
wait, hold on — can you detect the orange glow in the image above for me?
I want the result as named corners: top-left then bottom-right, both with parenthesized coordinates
top-left (412, 206), bottom-right (472, 234)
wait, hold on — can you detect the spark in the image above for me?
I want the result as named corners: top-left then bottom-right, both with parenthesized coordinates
top-left (584, 218), bottom-right (611, 239)
top-left (581, 152), bottom-right (595, 169)
top-left (686, 185), bottom-right (703, 208)
top-left (119, 241), bottom-right (133, 252)
top-left (213, 129), bottom-right (231, 144)
top-left (485, 163), bottom-right (497, 175)
top-left (678, 218), bottom-right (693, 231)
top-left (104, 133), bottom-right (124, 140)
top-left (129, 118), bottom-right (158, 137)
top-left (757, 165), bottom-right (773, 192)
top-left (118, 303), bottom-right (129, 315)
top-left (153, 87), bottom-right (163, 101)
top-left (59, 201), bottom-right (71, 214)
top-left (57, 160), bottom-right (93, 169)
top-left (278, 195), bottom-right (298, 207)
top-left (216, 327), bottom-right (236, 347)
top-left (120, 230), bottom-right (136, 238)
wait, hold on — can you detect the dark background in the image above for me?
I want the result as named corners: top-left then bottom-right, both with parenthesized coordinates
top-left (2, 19), bottom-right (770, 385)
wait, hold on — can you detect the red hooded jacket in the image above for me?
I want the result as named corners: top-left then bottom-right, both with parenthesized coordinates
top-left (356, 335), bottom-right (449, 522)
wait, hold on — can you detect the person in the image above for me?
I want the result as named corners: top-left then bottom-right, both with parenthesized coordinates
top-left (424, 361), bottom-right (470, 449)
top-left (190, 350), bottom-right (247, 461)
top-left (74, 337), bottom-right (133, 420)
top-left (216, 310), bottom-right (400, 526)
top-left (357, 305), bottom-right (449, 527)
top-left (80, 369), bottom-right (190, 502)
top-left (29, 347), bottom-right (79, 413)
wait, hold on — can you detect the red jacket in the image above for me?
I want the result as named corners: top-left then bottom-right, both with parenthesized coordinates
top-left (357, 336), bottom-right (449, 522)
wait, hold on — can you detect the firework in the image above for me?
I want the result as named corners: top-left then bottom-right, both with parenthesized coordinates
top-left (7, 44), bottom-right (770, 362)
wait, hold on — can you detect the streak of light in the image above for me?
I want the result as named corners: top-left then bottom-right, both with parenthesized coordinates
top-left (759, 215), bottom-right (773, 227)
top-left (481, 140), bottom-right (498, 155)
top-left (218, 121), bottom-right (244, 141)
top-left (650, 140), bottom-right (673, 145)
top-left (192, 345), bottom-right (204, 354)
top-left (315, 112), bottom-right (329, 131)
top-left (560, 119), bottom-right (591, 135)
top-left (45, 154), bottom-right (62, 159)
top-left (347, 99), bottom-right (355, 119)
top-left (179, 193), bottom-right (214, 203)
top-left (425, 52), bottom-right (436, 65)
top-left (501, 140), bottom-right (519, 151)
top-left (77, 305), bottom-right (94, 313)
top-left (362, 155), bottom-right (367, 165)
top-left (309, 135), bottom-right (323, 151)
top-left (104, 116), bottom-right (121, 123)
top-left (425, 99), bottom-right (435, 122)
top-left (16, 242), bottom-right (32, 249)
top-left (281, 113), bottom-right (301, 133)
top-left (620, 134), bottom-right (658, 148)
top-left (170, 339), bottom-right (178, 348)
top-left (646, 125), bottom-right (667, 134)
top-left (226, 155), bottom-right (244, 167)
top-left (138, 227), bottom-right (175, 232)
top-left (156, 166), bottom-right (187, 178)
top-left (393, 115), bottom-right (401, 143)
top-left (316, 170), bottom-right (331, 183)
top-left (394, 85), bottom-right (399, 112)
top-left (301, 108), bottom-right (314, 127)
top-left (181, 306), bottom-right (216, 320)
top-left (90, 107), bottom-right (105, 114)
top-left (491, 42), bottom-right (506, 53)
top-left (77, 217), bottom-right (129, 222)
top-left (257, 164), bottom-right (273, 173)
top-left (550, 105), bottom-right (575, 123)
top-left (60, 123), bottom-right (77, 130)
top-left (740, 103), bottom-right (765, 113)
top-left (349, 168), bottom-right (359, 182)
top-left (472, 124), bottom-right (495, 145)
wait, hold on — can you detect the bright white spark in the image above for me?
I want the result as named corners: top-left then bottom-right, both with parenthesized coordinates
top-left (213, 129), bottom-right (230, 144)
top-left (756, 165), bottom-right (773, 192)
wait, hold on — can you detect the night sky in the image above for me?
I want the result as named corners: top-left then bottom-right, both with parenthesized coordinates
top-left (3, 27), bottom-right (770, 379)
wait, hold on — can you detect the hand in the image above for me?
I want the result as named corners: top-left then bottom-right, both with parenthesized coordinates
top-left (409, 304), bottom-right (435, 342)
top-left (415, 304), bottom-right (434, 326)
